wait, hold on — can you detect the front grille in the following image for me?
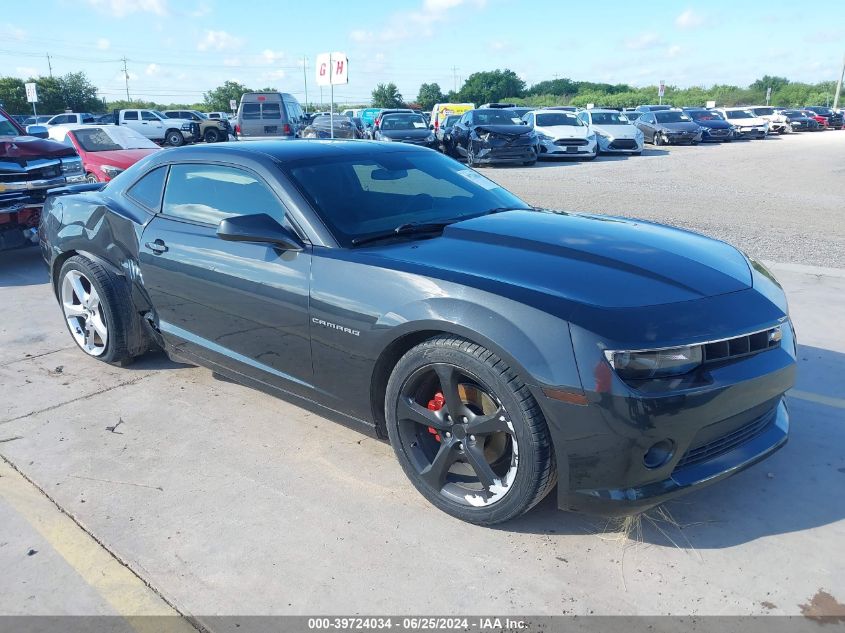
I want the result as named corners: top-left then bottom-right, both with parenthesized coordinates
top-left (703, 326), bottom-right (781, 364)
top-left (554, 138), bottom-right (587, 146)
top-left (707, 128), bottom-right (730, 136)
top-left (609, 139), bottom-right (637, 149)
top-left (675, 408), bottom-right (776, 469)
top-left (0, 165), bottom-right (62, 183)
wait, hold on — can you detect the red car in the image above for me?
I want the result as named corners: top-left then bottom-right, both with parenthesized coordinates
top-left (48, 124), bottom-right (160, 182)
top-left (801, 110), bottom-right (829, 129)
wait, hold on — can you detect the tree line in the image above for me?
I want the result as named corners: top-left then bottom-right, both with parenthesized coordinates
top-left (1, 70), bottom-right (838, 116)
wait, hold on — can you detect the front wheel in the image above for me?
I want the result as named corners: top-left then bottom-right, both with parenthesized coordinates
top-left (204, 128), bottom-right (221, 143)
top-left (385, 336), bottom-right (557, 525)
top-left (466, 141), bottom-right (478, 167)
top-left (165, 129), bottom-right (185, 146)
top-left (653, 131), bottom-right (663, 146)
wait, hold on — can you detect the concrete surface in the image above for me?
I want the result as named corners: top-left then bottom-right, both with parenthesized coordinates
top-left (1, 135), bottom-right (844, 623)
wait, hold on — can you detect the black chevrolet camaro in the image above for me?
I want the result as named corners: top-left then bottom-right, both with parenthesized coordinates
top-left (39, 141), bottom-right (796, 525)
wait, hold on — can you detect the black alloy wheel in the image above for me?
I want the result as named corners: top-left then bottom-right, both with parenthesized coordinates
top-left (386, 336), bottom-right (556, 525)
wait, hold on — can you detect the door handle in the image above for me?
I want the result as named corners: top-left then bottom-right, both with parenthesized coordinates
top-left (145, 239), bottom-right (168, 254)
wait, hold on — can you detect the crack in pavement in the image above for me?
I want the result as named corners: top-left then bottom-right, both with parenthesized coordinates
top-left (0, 346), bottom-right (75, 368)
top-left (0, 454), bottom-right (204, 631)
top-left (0, 373), bottom-right (156, 426)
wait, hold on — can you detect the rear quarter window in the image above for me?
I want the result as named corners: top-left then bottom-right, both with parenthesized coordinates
top-left (126, 166), bottom-right (168, 211)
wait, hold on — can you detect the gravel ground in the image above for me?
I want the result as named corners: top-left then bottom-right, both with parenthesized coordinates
top-left (484, 130), bottom-right (845, 268)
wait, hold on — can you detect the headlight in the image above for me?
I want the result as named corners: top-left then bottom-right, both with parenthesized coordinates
top-left (477, 132), bottom-right (491, 142)
top-left (594, 129), bottom-right (610, 139)
top-left (604, 345), bottom-right (703, 381)
top-left (537, 133), bottom-right (553, 141)
top-left (635, 129), bottom-right (644, 138)
top-left (60, 157), bottom-right (83, 175)
top-left (426, 133), bottom-right (436, 142)
top-left (100, 165), bottom-right (124, 178)
top-left (586, 133), bottom-right (596, 141)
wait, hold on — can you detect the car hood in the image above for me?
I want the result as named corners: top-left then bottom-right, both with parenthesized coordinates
top-left (693, 119), bottom-right (732, 129)
top-left (83, 148), bottom-right (160, 169)
top-left (367, 210), bottom-right (752, 309)
top-left (536, 125), bottom-right (588, 139)
top-left (592, 123), bottom-right (639, 137)
top-left (0, 135), bottom-right (78, 160)
top-left (473, 124), bottom-right (531, 136)
top-left (657, 121), bottom-right (700, 133)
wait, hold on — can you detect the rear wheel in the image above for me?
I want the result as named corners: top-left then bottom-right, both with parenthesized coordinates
top-left (58, 256), bottom-right (136, 365)
top-left (85, 172), bottom-right (99, 183)
top-left (385, 336), bottom-right (556, 525)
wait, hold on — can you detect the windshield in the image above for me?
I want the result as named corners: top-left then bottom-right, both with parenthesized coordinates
top-left (688, 110), bottom-right (724, 121)
top-left (535, 112), bottom-right (582, 127)
top-left (809, 107), bottom-right (831, 114)
top-left (784, 110), bottom-right (803, 116)
top-left (381, 114), bottom-right (428, 131)
top-left (72, 126), bottom-right (160, 152)
top-left (151, 110), bottom-right (168, 120)
top-left (443, 115), bottom-right (461, 127)
top-left (473, 110), bottom-right (524, 125)
top-left (725, 110), bottom-right (752, 119)
top-left (282, 151), bottom-right (527, 247)
top-left (0, 113), bottom-right (19, 136)
top-left (312, 116), bottom-right (352, 127)
top-left (590, 112), bottom-right (629, 125)
top-left (753, 107), bottom-right (774, 116)
top-left (655, 111), bottom-right (692, 123)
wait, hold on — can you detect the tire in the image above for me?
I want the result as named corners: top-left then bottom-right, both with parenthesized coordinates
top-left (57, 256), bottom-right (136, 366)
top-left (165, 129), bottom-right (185, 146)
top-left (691, 140), bottom-right (700, 145)
top-left (204, 128), bottom-right (221, 143)
top-left (522, 159), bottom-right (537, 166)
top-left (85, 173), bottom-right (99, 183)
top-left (653, 131), bottom-right (663, 146)
top-left (385, 335), bottom-right (557, 525)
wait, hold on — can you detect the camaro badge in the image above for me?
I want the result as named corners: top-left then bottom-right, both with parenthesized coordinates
top-left (312, 317), bottom-right (360, 337)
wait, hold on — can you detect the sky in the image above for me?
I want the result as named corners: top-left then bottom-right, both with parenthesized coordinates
top-left (1, 0), bottom-right (843, 106)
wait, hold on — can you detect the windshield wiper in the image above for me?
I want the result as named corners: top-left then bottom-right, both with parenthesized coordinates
top-left (481, 206), bottom-right (535, 215)
top-left (351, 221), bottom-right (454, 247)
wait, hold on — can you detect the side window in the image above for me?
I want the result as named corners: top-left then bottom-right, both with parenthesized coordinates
top-left (127, 166), bottom-right (168, 211)
top-left (141, 111), bottom-right (159, 121)
top-left (162, 164), bottom-right (288, 227)
top-left (124, 111), bottom-right (139, 121)
top-left (242, 103), bottom-right (260, 120)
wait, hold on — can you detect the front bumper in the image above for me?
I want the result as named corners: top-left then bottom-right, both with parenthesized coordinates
top-left (660, 131), bottom-right (702, 144)
top-left (538, 137), bottom-right (597, 157)
top-left (596, 136), bottom-right (642, 153)
top-left (700, 127), bottom-right (733, 142)
top-left (734, 125), bottom-right (768, 139)
top-left (475, 145), bottom-right (537, 164)
top-left (537, 314), bottom-right (796, 517)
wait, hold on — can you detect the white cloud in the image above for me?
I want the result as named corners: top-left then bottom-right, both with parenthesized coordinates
top-left (188, 1), bottom-right (211, 17)
top-left (86, 0), bottom-right (168, 17)
top-left (350, 0), bottom-right (487, 44)
top-left (667, 45), bottom-right (683, 59)
top-left (197, 30), bottom-right (243, 52)
top-left (261, 49), bottom-right (285, 65)
top-left (97, 38), bottom-right (111, 50)
top-left (15, 66), bottom-right (38, 78)
top-left (145, 63), bottom-right (160, 76)
top-left (625, 32), bottom-right (662, 50)
top-left (675, 8), bottom-right (705, 29)
top-left (0, 23), bottom-right (26, 41)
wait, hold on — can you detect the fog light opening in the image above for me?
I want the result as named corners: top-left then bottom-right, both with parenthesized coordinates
top-left (643, 440), bottom-right (675, 469)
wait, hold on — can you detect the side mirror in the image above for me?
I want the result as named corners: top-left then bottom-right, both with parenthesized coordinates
top-left (26, 125), bottom-right (49, 139)
top-left (217, 214), bottom-right (304, 251)
top-left (429, 124), bottom-right (434, 130)
top-left (521, 120), bottom-right (528, 125)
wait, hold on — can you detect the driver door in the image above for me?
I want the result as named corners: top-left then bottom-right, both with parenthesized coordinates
top-left (137, 162), bottom-right (313, 394)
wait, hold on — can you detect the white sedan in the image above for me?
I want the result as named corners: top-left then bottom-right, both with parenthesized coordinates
top-left (714, 108), bottom-right (770, 139)
top-left (577, 109), bottom-right (643, 155)
top-left (522, 110), bottom-right (597, 160)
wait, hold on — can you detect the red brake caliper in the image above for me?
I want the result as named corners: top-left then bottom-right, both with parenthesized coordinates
top-left (426, 392), bottom-right (445, 442)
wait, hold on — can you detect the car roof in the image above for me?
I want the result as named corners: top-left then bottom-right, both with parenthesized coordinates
top-left (149, 139), bottom-right (428, 164)
top-left (587, 108), bottom-right (623, 114)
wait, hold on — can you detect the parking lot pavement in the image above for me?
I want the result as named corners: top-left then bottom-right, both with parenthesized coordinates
top-left (1, 143), bottom-right (844, 622)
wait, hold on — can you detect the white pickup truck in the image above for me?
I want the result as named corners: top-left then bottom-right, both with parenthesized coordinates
top-left (112, 109), bottom-right (199, 146)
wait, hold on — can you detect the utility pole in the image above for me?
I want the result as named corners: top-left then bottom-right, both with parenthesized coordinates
top-left (302, 56), bottom-right (309, 112)
top-left (46, 53), bottom-right (53, 78)
top-left (451, 65), bottom-right (459, 93)
top-left (122, 57), bottom-right (130, 101)
top-left (833, 53), bottom-right (845, 112)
